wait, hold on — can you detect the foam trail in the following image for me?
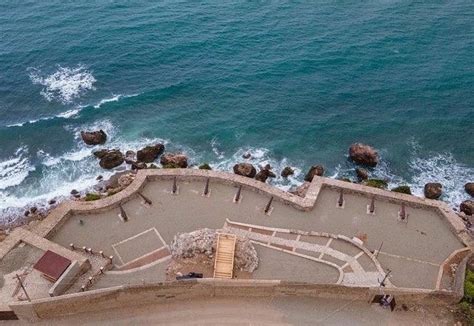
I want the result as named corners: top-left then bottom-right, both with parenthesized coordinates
top-left (28, 65), bottom-right (96, 104)
top-left (408, 153), bottom-right (473, 207)
top-left (0, 147), bottom-right (35, 190)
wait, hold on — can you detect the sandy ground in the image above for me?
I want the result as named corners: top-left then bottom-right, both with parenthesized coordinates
top-left (32, 296), bottom-right (459, 325)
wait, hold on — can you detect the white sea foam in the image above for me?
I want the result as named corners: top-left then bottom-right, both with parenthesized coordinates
top-left (0, 147), bottom-right (35, 190)
top-left (28, 65), bottom-right (96, 104)
top-left (92, 93), bottom-right (139, 109)
top-left (408, 153), bottom-right (473, 207)
top-left (210, 147), bottom-right (303, 191)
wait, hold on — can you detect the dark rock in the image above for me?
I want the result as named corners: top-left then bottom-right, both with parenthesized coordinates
top-left (24, 210), bottom-right (30, 217)
top-left (48, 199), bottom-right (56, 205)
top-left (424, 183), bottom-right (442, 199)
top-left (465, 183), bottom-right (474, 197)
top-left (30, 206), bottom-right (37, 214)
top-left (137, 144), bottom-right (165, 163)
top-left (391, 185), bottom-right (412, 195)
top-left (160, 153), bottom-right (188, 168)
top-left (131, 161), bottom-right (147, 170)
top-left (255, 166), bottom-right (276, 183)
top-left (355, 167), bottom-right (369, 181)
top-left (148, 164), bottom-right (158, 169)
top-left (304, 165), bottom-right (324, 182)
top-left (289, 182), bottom-right (310, 198)
top-left (281, 166), bottom-right (295, 178)
top-left (349, 143), bottom-right (379, 167)
top-left (461, 200), bottom-right (474, 216)
top-left (363, 179), bottom-right (388, 189)
top-left (93, 149), bottom-right (109, 159)
top-left (124, 150), bottom-right (136, 164)
top-left (233, 163), bottom-right (257, 178)
top-left (96, 175), bottom-right (103, 181)
top-left (242, 153), bottom-right (251, 159)
top-left (199, 163), bottom-right (212, 170)
top-left (80, 130), bottom-right (107, 145)
top-left (99, 149), bottom-right (124, 169)
top-left (70, 189), bottom-right (79, 195)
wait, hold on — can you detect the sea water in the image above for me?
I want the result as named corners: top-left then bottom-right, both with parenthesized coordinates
top-left (0, 1), bottom-right (473, 222)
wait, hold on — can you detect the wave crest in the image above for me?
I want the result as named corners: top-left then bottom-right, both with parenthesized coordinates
top-left (28, 65), bottom-right (96, 104)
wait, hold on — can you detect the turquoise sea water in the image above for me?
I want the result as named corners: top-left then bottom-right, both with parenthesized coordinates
top-left (0, 1), bottom-right (473, 222)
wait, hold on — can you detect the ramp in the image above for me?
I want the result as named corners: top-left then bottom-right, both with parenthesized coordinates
top-left (213, 233), bottom-right (236, 279)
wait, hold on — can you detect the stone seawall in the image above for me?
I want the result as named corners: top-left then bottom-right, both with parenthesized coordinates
top-left (9, 279), bottom-right (463, 322)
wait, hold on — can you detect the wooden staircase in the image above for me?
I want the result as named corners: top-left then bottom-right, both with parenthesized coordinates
top-left (213, 233), bottom-right (236, 279)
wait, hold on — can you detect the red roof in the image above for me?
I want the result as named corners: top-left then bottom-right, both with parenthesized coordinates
top-left (33, 250), bottom-right (71, 282)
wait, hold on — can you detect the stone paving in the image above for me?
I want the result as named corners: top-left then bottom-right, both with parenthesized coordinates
top-left (223, 219), bottom-right (386, 286)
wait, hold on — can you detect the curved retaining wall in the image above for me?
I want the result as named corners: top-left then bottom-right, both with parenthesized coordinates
top-left (9, 279), bottom-right (464, 322)
top-left (34, 169), bottom-right (473, 250)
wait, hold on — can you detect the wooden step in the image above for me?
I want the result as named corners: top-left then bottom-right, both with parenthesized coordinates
top-left (213, 233), bottom-right (236, 279)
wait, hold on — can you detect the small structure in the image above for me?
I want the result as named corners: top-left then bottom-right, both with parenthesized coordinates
top-left (213, 233), bottom-right (236, 279)
top-left (33, 250), bottom-right (71, 282)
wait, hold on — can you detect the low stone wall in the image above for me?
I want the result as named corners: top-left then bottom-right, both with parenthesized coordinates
top-left (49, 260), bottom-right (81, 297)
top-left (9, 279), bottom-right (463, 322)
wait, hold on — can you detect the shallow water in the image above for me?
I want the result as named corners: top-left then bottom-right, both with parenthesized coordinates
top-left (0, 2), bottom-right (473, 222)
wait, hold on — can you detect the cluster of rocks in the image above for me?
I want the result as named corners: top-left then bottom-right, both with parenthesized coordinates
top-left (81, 129), bottom-right (188, 171)
top-left (169, 228), bottom-right (259, 273)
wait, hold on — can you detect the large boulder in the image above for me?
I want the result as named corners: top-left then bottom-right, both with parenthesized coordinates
top-left (461, 200), bottom-right (474, 216)
top-left (349, 143), bottom-right (378, 167)
top-left (356, 167), bottom-right (369, 181)
top-left (281, 166), bottom-right (295, 178)
top-left (170, 228), bottom-right (258, 272)
top-left (98, 149), bottom-right (124, 169)
top-left (289, 182), bottom-right (310, 198)
top-left (93, 149), bottom-right (109, 159)
top-left (233, 163), bottom-right (256, 178)
top-left (465, 183), bottom-right (474, 197)
top-left (304, 165), bottom-right (324, 182)
top-left (80, 130), bottom-right (107, 145)
top-left (255, 166), bottom-right (276, 183)
top-left (424, 182), bottom-right (442, 199)
top-left (160, 153), bottom-right (188, 168)
top-left (137, 144), bottom-right (165, 163)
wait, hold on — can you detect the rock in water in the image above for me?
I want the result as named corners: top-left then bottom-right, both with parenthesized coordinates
top-left (424, 182), bottom-right (442, 199)
top-left (465, 183), bottom-right (474, 197)
top-left (281, 166), bottom-right (294, 178)
top-left (80, 130), bottom-right (107, 145)
top-left (137, 144), bottom-right (165, 163)
top-left (255, 166), bottom-right (276, 183)
top-left (124, 150), bottom-right (136, 164)
top-left (233, 163), bottom-right (257, 178)
top-left (93, 149), bottom-right (109, 159)
top-left (355, 167), bottom-right (368, 181)
top-left (304, 165), bottom-right (324, 182)
top-left (98, 149), bottom-right (124, 169)
top-left (160, 153), bottom-right (188, 168)
top-left (289, 182), bottom-right (310, 197)
top-left (460, 200), bottom-right (474, 216)
top-left (349, 143), bottom-right (379, 167)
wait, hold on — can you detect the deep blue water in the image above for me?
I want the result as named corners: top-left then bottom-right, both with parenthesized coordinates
top-left (0, 1), bottom-right (473, 222)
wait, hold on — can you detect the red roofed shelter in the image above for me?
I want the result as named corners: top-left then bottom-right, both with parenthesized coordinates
top-left (33, 250), bottom-right (71, 282)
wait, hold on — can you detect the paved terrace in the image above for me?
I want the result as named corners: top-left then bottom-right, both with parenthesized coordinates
top-left (33, 169), bottom-right (470, 293)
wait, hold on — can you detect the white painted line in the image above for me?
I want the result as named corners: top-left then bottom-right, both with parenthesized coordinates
top-left (112, 246), bottom-right (125, 265)
top-left (113, 228), bottom-right (158, 246)
top-left (354, 251), bottom-right (364, 259)
top-left (153, 228), bottom-right (167, 246)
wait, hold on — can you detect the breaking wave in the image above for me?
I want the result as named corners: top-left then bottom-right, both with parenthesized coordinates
top-left (0, 147), bottom-right (35, 190)
top-left (28, 65), bottom-right (96, 104)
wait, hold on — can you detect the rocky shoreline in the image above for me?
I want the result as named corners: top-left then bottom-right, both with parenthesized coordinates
top-left (1, 130), bottom-right (473, 237)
